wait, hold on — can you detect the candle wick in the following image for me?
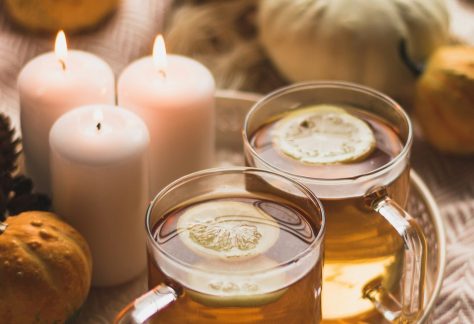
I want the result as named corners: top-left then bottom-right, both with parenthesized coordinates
top-left (97, 122), bottom-right (101, 131)
top-left (59, 59), bottom-right (66, 71)
top-left (158, 69), bottom-right (167, 79)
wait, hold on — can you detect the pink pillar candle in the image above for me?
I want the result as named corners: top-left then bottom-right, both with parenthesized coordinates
top-left (118, 35), bottom-right (215, 196)
top-left (50, 105), bottom-right (150, 286)
top-left (18, 32), bottom-right (115, 194)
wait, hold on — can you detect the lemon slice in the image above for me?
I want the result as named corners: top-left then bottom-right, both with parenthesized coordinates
top-left (273, 105), bottom-right (376, 164)
top-left (186, 257), bottom-right (287, 307)
top-left (177, 201), bottom-right (280, 260)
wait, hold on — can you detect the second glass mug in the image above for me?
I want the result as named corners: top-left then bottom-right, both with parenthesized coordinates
top-left (115, 167), bottom-right (325, 323)
top-left (243, 81), bottom-right (427, 323)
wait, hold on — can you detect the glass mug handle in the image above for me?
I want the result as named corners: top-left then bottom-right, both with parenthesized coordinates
top-left (364, 187), bottom-right (427, 323)
top-left (114, 284), bottom-right (178, 324)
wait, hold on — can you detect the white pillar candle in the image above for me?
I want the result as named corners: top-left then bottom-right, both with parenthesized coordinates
top-left (19, 31), bottom-right (115, 194)
top-left (117, 35), bottom-right (215, 196)
top-left (50, 105), bottom-right (150, 287)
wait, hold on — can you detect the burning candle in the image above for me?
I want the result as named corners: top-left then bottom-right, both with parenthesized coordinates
top-left (50, 104), bottom-right (150, 286)
top-left (18, 31), bottom-right (115, 194)
top-left (118, 35), bottom-right (215, 196)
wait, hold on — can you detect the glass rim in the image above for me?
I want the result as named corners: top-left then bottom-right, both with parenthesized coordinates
top-left (242, 81), bottom-right (413, 183)
top-left (145, 166), bottom-right (325, 275)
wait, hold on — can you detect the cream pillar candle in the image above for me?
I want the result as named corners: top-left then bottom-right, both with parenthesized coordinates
top-left (18, 31), bottom-right (115, 194)
top-left (118, 35), bottom-right (215, 196)
top-left (50, 105), bottom-right (150, 287)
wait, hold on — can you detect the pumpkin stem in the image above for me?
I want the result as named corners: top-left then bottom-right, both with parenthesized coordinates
top-left (399, 39), bottom-right (424, 77)
top-left (0, 222), bottom-right (7, 234)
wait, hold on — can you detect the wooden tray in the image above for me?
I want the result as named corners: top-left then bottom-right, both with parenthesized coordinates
top-left (76, 90), bottom-right (445, 323)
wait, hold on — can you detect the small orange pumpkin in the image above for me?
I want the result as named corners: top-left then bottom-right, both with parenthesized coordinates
top-left (0, 211), bottom-right (92, 323)
top-left (4, 0), bottom-right (119, 33)
top-left (415, 45), bottom-right (474, 154)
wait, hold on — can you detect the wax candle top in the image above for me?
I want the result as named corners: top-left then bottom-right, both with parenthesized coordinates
top-left (18, 31), bottom-right (114, 100)
top-left (50, 105), bottom-right (150, 166)
top-left (118, 55), bottom-right (215, 106)
top-left (18, 50), bottom-right (114, 95)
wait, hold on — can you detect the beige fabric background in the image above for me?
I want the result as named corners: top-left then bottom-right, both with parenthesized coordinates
top-left (0, 0), bottom-right (473, 323)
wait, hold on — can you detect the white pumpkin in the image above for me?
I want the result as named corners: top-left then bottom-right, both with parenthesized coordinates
top-left (258, 0), bottom-right (450, 103)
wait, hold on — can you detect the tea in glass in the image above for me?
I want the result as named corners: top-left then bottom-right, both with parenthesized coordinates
top-left (243, 82), bottom-right (426, 322)
top-left (250, 104), bottom-right (407, 320)
top-left (127, 168), bottom-right (325, 324)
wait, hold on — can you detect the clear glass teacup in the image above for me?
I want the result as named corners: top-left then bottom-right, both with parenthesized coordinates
top-left (243, 81), bottom-right (426, 323)
top-left (115, 167), bottom-right (325, 323)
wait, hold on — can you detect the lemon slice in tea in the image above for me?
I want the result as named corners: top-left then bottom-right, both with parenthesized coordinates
top-left (186, 257), bottom-right (287, 307)
top-left (273, 105), bottom-right (376, 164)
top-left (177, 201), bottom-right (280, 260)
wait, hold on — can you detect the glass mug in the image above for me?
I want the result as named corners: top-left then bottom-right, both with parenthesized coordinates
top-left (243, 82), bottom-right (427, 323)
top-left (115, 167), bottom-right (325, 323)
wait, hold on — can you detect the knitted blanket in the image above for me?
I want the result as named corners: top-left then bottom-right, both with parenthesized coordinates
top-left (0, 0), bottom-right (473, 322)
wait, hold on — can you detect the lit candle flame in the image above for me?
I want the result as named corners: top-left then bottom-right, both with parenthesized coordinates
top-left (152, 34), bottom-right (167, 77)
top-left (55, 30), bottom-right (68, 70)
top-left (94, 109), bottom-right (104, 131)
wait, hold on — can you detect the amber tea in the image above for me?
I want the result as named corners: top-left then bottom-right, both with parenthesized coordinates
top-left (248, 104), bottom-right (410, 321)
top-left (147, 194), bottom-right (323, 324)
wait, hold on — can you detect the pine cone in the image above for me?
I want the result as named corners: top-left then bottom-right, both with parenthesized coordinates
top-left (0, 113), bottom-right (20, 174)
top-left (0, 113), bottom-right (51, 219)
top-left (0, 172), bottom-right (13, 195)
top-left (11, 175), bottom-right (33, 196)
top-left (7, 193), bottom-right (51, 216)
top-left (0, 190), bottom-right (7, 222)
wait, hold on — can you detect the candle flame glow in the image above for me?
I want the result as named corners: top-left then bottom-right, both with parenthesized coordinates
top-left (55, 30), bottom-right (68, 70)
top-left (152, 34), bottom-right (167, 77)
top-left (94, 109), bottom-right (104, 131)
